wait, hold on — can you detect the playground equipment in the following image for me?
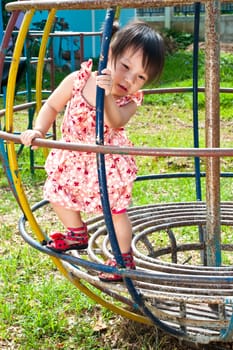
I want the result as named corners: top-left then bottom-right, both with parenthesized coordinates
top-left (1, 0), bottom-right (233, 346)
top-left (30, 16), bottom-right (102, 72)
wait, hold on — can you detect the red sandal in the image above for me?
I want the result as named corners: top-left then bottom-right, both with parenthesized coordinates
top-left (47, 224), bottom-right (88, 252)
top-left (99, 250), bottom-right (136, 282)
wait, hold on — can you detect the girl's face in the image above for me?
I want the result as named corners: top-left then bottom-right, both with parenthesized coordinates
top-left (109, 47), bottom-right (148, 97)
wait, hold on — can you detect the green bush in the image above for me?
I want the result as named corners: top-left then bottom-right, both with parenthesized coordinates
top-left (163, 29), bottom-right (194, 51)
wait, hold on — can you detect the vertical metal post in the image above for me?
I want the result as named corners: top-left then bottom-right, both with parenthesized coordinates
top-left (205, 0), bottom-right (221, 266)
top-left (80, 33), bottom-right (84, 62)
top-left (193, 3), bottom-right (202, 202)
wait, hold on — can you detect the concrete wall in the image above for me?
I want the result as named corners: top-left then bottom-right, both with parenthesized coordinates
top-left (142, 15), bottom-right (233, 43)
top-left (31, 8), bottom-right (136, 65)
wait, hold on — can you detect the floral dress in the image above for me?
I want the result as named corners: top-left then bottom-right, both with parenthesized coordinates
top-left (44, 59), bottom-right (143, 214)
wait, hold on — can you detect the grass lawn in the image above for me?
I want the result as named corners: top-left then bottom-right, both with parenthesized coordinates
top-left (0, 49), bottom-right (233, 349)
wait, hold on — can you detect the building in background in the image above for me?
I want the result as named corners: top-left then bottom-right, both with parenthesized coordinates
top-left (30, 9), bottom-right (136, 68)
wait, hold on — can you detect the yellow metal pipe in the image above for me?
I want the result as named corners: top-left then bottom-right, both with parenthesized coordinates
top-left (69, 277), bottom-right (152, 324)
top-left (5, 10), bottom-right (34, 132)
top-left (36, 8), bottom-right (56, 112)
top-left (35, 9), bottom-right (57, 158)
top-left (5, 11), bottom-right (44, 240)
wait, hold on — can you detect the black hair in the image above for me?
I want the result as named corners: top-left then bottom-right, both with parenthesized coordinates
top-left (110, 21), bottom-right (165, 84)
top-left (111, 20), bottom-right (120, 38)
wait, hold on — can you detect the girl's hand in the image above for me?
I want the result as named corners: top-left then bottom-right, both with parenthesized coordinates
top-left (96, 68), bottom-right (113, 96)
top-left (20, 129), bottom-right (44, 150)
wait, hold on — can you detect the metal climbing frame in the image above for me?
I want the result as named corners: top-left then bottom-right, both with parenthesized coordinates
top-left (0, 9), bottom-right (56, 175)
top-left (1, 0), bottom-right (233, 345)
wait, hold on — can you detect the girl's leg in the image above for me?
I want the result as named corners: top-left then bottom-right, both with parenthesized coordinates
top-left (51, 203), bottom-right (83, 228)
top-left (111, 211), bottom-right (132, 254)
top-left (47, 203), bottom-right (88, 252)
top-left (99, 211), bottom-right (135, 282)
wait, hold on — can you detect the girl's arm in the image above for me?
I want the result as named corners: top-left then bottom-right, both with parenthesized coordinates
top-left (20, 72), bottom-right (75, 147)
top-left (104, 94), bottom-right (137, 128)
top-left (96, 68), bottom-right (137, 128)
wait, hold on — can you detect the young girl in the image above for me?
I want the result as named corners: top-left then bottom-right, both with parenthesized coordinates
top-left (20, 21), bottom-right (165, 282)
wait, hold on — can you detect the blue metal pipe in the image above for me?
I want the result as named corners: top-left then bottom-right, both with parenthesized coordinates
top-left (0, 139), bottom-right (17, 200)
top-left (193, 2), bottom-right (202, 201)
top-left (95, 8), bottom-right (125, 267)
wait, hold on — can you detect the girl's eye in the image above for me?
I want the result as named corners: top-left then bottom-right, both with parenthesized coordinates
top-left (122, 63), bottom-right (129, 69)
top-left (138, 75), bottom-right (146, 81)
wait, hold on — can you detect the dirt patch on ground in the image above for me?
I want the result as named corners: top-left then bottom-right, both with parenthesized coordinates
top-left (98, 317), bottom-right (233, 350)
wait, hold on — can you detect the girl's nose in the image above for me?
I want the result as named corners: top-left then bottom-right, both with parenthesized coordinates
top-left (125, 72), bottom-right (136, 85)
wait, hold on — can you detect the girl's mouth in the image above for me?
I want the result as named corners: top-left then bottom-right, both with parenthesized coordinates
top-left (118, 84), bottom-right (128, 93)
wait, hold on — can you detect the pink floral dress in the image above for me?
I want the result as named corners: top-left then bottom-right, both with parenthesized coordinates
top-left (44, 60), bottom-right (143, 214)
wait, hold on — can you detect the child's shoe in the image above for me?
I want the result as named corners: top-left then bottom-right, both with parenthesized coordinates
top-left (99, 250), bottom-right (136, 282)
top-left (47, 223), bottom-right (88, 252)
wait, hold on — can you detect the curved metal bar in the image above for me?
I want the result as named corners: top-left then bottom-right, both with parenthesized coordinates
top-left (0, 12), bottom-right (32, 202)
top-left (4, 10), bottom-right (48, 240)
top-left (143, 87), bottom-right (233, 94)
top-left (0, 101), bottom-right (47, 118)
top-left (0, 11), bottom-right (21, 88)
top-left (95, 8), bottom-right (125, 267)
top-left (0, 86), bottom-right (231, 116)
top-left (5, 10), bottom-right (35, 132)
top-left (221, 310), bottom-right (233, 341)
top-left (0, 140), bottom-right (18, 198)
top-left (2, 130), bottom-right (233, 157)
top-left (18, 201), bottom-right (233, 283)
top-left (36, 8), bottom-right (56, 112)
top-left (3, 11), bottom-right (35, 211)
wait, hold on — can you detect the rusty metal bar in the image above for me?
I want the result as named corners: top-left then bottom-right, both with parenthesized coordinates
top-left (0, 11), bottom-right (21, 92)
top-left (143, 87), bottom-right (233, 94)
top-left (0, 101), bottom-right (44, 117)
top-left (205, 1), bottom-right (221, 267)
top-left (1, 130), bottom-right (233, 158)
top-left (6, 0), bottom-right (233, 12)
